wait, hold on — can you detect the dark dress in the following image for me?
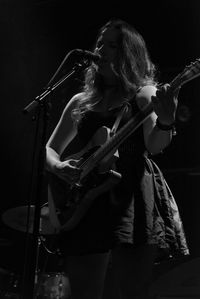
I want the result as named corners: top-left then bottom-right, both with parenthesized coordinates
top-left (58, 99), bottom-right (189, 259)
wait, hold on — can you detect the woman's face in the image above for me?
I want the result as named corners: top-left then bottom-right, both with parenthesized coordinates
top-left (95, 25), bottom-right (120, 81)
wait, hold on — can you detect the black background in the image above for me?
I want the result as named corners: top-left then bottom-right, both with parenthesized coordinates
top-left (0, 0), bottom-right (200, 286)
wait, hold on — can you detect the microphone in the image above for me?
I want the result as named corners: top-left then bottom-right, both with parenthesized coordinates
top-left (73, 49), bottom-right (101, 63)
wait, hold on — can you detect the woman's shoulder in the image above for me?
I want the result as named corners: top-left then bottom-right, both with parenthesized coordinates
top-left (63, 92), bottom-right (86, 110)
top-left (135, 85), bottom-right (157, 110)
top-left (70, 92), bottom-right (86, 104)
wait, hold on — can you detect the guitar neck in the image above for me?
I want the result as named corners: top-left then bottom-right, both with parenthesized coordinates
top-left (92, 77), bottom-right (183, 166)
top-left (170, 61), bottom-right (200, 90)
top-left (93, 76), bottom-right (186, 164)
top-left (79, 57), bottom-right (200, 180)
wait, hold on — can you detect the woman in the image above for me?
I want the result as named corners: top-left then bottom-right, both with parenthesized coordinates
top-left (46, 19), bottom-right (189, 299)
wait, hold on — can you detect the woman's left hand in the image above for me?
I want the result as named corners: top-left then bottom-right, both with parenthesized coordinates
top-left (151, 83), bottom-right (179, 125)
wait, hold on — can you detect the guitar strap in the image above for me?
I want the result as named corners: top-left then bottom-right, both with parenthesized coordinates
top-left (110, 102), bottom-right (130, 136)
top-left (111, 85), bottom-right (143, 136)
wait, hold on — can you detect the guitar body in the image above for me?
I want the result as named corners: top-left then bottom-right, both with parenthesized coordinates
top-left (47, 126), bottom-right (121, 232)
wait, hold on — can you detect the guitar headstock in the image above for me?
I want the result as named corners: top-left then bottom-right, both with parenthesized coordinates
top-left (170, 58), bottom-right (200, 90)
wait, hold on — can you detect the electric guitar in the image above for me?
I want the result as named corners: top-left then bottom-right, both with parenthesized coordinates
top-left (47, 58), bottom-right (200, 232)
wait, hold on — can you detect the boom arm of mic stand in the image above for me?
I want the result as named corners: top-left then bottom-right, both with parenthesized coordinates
top-left (22, 62), bottom-right (87, 114)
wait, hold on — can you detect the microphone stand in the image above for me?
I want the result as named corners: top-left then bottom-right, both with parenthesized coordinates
top-left (21, 59), bottom-right (89, 299)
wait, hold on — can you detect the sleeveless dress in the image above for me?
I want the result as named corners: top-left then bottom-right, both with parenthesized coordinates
top-left (58, 98), bottom-right (189, 259)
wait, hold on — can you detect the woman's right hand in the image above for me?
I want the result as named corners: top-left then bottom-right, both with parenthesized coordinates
top-left (54, 158), bottom-right (82, 185)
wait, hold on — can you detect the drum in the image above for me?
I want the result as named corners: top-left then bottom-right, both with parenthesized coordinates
top-left (36, 272), bottom-right (71, 299)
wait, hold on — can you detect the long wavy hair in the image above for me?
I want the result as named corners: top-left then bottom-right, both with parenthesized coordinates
top-left (73, 19), bottom-right (158, 118)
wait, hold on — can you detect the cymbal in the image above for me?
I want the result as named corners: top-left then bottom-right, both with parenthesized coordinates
top-left (2, 204), bottom-right (58, 235)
